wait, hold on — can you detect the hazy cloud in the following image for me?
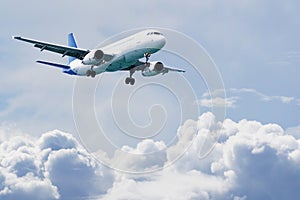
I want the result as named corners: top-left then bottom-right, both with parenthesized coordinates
top-left (230, 88), bottom-right (295, 104)
top-left (199, 88), bottom-right (297, 110)
top-left (198, 97), bottom-right (238, 108)
top-left (267, 51), bottom-right (300, 66)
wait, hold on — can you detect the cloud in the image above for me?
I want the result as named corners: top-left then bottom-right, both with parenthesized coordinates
top-left (286, 125), bottom-right (300, 139)
top-left (230, 88), bottom-right (295, 104)
top-left (267, 51), bottom-right (300, 66)
top-left (1, 113), bottom-right (300, 199)
top-left (44, 148), bottom-right (113, 198)
top-left (103, 112), bottom-right (300, 199)
top-left (110, 139), bottom-right (167, 172)
top-left (198, 89), bottom-right (238, 108)
top-left (198, 88), bottom-right (298, 110)
top-left (0, 129), bottom-right (113, 200)
top-left (297, 99), bottom-right (300, 106)
top-left (102, 169), bottom-right (230, 200)
top-left (198, 97), bottom-right (238, 108)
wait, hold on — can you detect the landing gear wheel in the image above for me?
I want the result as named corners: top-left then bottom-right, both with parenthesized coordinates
top-left (86, 70), bottom-right (91, 77)
top-left (125, 77), bottom-right (135, 85)
top-left (130, 78), bottom-right (135, 85)
top-left (125, 77), bottom-right (131, 84)
top-left (91, 70), bottom-right (96, 78)
top-left (86, 69), bottom-right (96, 78)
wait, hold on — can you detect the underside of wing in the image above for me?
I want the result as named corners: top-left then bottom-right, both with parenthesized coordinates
top-left (121, 60), bottom-right (185, 73)
top-left (120, 60), bottom-right (144, 71)
top-left (13, 36), bottom-right (89, 60)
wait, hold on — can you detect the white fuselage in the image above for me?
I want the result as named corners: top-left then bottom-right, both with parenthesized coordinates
top-left (69, 30), bottom-right (166, 76)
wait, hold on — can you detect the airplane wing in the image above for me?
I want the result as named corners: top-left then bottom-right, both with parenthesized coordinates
top-left (13, 36), bottom-right (90, 60)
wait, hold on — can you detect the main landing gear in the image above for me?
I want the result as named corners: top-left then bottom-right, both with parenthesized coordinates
top-left (125, 52), bottom-right (151, 85)
top-left (86, 66), bottom-right (96, 78)
top-left (125, 69), bottom-right (136, 85)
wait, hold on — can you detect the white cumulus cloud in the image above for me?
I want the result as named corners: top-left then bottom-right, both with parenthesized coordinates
top-left (103, 113), bottom-right (300, 200)
top-left (0, 129), bottom-right (113, 200)
top-left (1, 113), bottom-right (300, 199)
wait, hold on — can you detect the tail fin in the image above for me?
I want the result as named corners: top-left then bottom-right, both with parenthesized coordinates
top-left (68, 33), bottom-right (78, 64)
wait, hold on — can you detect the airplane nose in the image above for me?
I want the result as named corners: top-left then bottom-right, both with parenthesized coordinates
top-left (158, 36), bottom-right (166, 48)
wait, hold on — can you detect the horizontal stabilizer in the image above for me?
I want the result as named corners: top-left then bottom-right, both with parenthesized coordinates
top-left (36, 60), bottom-right (70, 69)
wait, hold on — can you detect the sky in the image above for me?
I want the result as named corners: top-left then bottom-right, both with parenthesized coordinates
top-left (0, 0), bottom-right (300, 199)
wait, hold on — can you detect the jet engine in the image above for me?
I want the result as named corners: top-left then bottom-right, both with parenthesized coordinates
top-left (82, 49), bottom-right (104, 65)
top-left (141, 61), bottom-right (165, 76)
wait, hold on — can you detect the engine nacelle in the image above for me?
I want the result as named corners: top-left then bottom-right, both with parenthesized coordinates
top-left (82, 49), bottom-right (104, 65)
top-left (141, 61), bottom-right (165, 77)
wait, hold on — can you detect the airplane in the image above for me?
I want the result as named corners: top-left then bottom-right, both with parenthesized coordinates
top-left (13, 29), bottom-right (185, 85)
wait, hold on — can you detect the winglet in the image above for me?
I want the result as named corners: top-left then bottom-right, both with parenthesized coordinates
top-left (13, 36), bottom-right (21, 40)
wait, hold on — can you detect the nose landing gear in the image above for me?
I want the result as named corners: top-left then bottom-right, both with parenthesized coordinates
top-left (145, 52), bottom-right (151, 64)
top-left (125, 53), bottom-right (151, 85)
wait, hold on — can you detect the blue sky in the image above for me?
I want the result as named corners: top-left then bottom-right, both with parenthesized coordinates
top-left (1, 0), bottom-right (300, 199)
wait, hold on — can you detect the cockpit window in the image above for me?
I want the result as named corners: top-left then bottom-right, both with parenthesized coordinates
top-left (147, 32), bottom-right (163, 36)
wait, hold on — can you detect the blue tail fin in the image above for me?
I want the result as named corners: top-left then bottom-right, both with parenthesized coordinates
top-left (68, 33), bottom-right (78, 64)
